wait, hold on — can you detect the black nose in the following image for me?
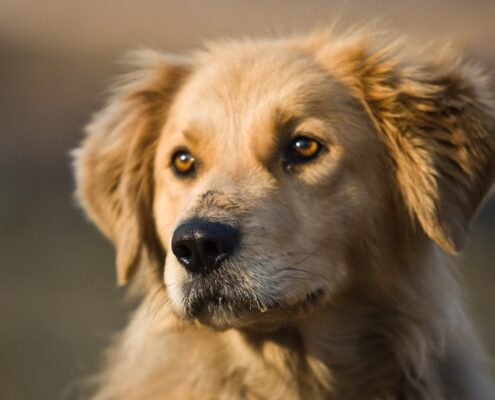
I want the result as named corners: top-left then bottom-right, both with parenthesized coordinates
top-left (171, 219), bottom-right (240, 274)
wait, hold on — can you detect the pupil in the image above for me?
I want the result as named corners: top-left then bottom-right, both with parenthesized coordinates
top-left (296, 139), bottom-right (309, 149)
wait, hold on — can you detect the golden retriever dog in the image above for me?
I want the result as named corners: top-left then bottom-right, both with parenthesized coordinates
top-left (74, 28), bottom-right (495, 399)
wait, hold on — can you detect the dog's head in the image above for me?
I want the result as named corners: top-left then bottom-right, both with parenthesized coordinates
top-left (74, 32), bottom-right (495, 330)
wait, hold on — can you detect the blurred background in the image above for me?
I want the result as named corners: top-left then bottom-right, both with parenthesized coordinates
top-left (1, 1), bottom-right (494, 398)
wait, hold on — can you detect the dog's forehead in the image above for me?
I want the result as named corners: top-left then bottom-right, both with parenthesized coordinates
top-left (169, 45), bottom-right (341, 144)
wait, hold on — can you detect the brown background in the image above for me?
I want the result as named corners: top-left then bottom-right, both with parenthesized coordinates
top-left (1, 1), bottom-right (494, 399)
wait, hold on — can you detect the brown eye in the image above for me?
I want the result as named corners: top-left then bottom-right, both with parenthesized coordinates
top-left (172, 150), bottom-right (195, 176)
top-left (287, 136), bottom-right (322, 162)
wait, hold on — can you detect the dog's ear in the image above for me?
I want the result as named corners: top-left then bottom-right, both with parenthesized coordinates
top-left (74, 50), bottom-right (191, 284)
top-left (324, 38), bottom-right (495, 253)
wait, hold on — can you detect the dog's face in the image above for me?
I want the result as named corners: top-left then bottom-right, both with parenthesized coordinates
top-left (75, 32), bottom-right (495, 331)
top-left (154, 47), bottom-right (386, 328)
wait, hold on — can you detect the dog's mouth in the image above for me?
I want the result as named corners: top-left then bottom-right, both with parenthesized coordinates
top-left (180, 284), bottom-right (325, 329)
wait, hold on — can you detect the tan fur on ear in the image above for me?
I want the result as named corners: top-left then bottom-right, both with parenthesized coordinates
top-left (74, 50), bottom-right (191, 284)
top-left (319, 33), bottom-right (495, 253)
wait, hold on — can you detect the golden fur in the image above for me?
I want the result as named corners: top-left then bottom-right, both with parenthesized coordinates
top-left (74, 29), bottom-right (495, 399)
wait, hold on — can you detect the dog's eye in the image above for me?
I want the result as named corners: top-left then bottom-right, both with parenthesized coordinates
top-left (172, 150), bottom-right (196, 176)
top-left (286, 136), bottom-right (322, 163)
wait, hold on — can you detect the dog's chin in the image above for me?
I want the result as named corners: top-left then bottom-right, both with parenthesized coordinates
top-left (171, 285), bottom-right (325, 331)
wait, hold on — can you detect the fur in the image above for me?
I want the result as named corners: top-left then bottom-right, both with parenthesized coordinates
top-left (74, 29), bottom-right (495, 399)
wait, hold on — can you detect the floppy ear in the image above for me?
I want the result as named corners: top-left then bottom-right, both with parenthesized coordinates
top-left (325, 37), bottom-right (495, 253)
top-left (74, 50), bottom-right (191, 284)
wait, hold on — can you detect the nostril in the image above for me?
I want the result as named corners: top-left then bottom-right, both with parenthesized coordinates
top-left (175, 243), bottom-right (192, 259)
top-left (203, 240), bottom-right (219, 257)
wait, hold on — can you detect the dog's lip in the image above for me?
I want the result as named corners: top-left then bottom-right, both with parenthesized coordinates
top-left (187, 294), bottom-right (227, 318)
top-left (183, 287), bottom-right (325, 322)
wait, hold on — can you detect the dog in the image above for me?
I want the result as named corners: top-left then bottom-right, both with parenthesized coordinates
top-left (74, 28), bottom-right (495, 399)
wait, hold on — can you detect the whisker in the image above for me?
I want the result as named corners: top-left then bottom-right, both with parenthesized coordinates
top-left (146, 284), bottom-right (167, 314)
top-left (146, 297), bottom-right (171, 333)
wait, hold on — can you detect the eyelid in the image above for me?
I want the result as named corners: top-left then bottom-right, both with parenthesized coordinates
top-left (169, 145), bottom-right (191, 161)
top-left (289, 129), bottom-right (327, 144)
